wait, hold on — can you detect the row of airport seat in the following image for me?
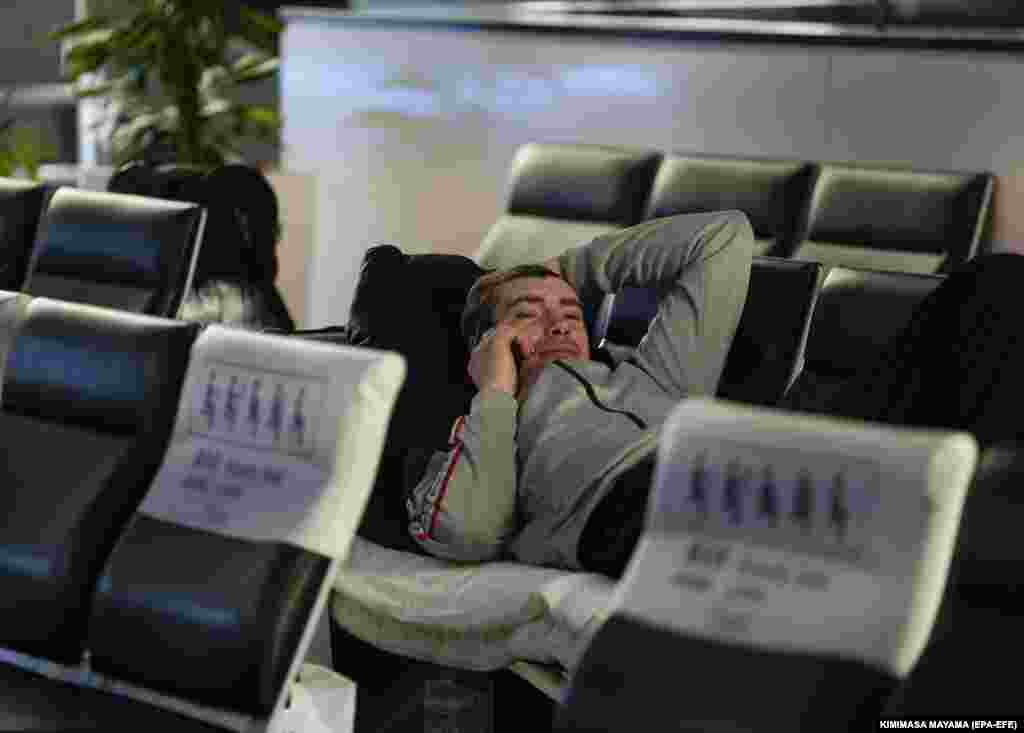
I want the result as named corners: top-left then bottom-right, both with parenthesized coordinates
top-left (0, 292), bottom-right (404, 730)
top-left (0, 271), bottom-right (1013, 732)
top-left (0, 176), bottom-right (205, 316)
top-left (327, 235), bottom-right (1022, 731)
top-left (1, 156), bottom-right (1013, 729)
top-left (566, 253), bottom-right (1023, 726)
top-left (477, 143), bottom-right (994, 276)
top-left (327, 140), bottom-right (1008, 728)
top-left (597, 257), bottom-right (946, 411)
top-left (335, 243), bottom-right (949, 568)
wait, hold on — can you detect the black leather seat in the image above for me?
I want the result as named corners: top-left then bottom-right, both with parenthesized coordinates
top-left (886, 443), bottom-right (1024, 717)
top-left (0, 295), bottom-right (199, 664)
top-left (787, 265), bottom-right (945, 408)
top-left (884, 0), bottom-right (1024, 26)
top-left (0, 177), bottom-right (47, 290)
top-left (792, 163), bottom-right (992, 274)
top-left (315, 246), bottom-right (559, 732)
top-left (594, 256), bottom-right (824, 406)
top-left (476, 143), bottom-right (662, 269)
top-left (559, 615), bottom-right (896, 733)
top-left (644, 154), bottom-right (817, 257)
top-left (24, 187), bottom-right (205, 316)
top-left (85, 323), bottom-right (363, 718)
top-left (87, 515), bottom-right (329, 717)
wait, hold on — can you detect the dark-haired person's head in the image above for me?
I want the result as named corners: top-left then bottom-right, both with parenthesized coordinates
top-left (109, 162), bottom-right (281, 286)
top-left (192, 164), bottom-right (281, 286)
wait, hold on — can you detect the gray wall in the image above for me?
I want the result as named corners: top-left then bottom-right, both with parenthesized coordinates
top-left (281, 16), bottom-right (1024, 327)
top-left (0, 3), bottom-right (74, 86)
top-left (2, 3), bottom-right (76, 162)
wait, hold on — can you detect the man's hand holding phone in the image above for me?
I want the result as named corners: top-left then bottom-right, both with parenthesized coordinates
top-left (468, 322), bottom-right (530, 397)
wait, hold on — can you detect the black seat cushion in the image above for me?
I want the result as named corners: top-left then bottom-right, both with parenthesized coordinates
top-left (783, 266), bottom-right (945, 416)
top-left (0, 178), bottom-right (47, 290)
top-left (25, 187), bottom-right (204, 316)
top-left (88, 515), bottom-right (329, 716)
top-left (296, 245), bottom-right (486, 553)
top-left (644, 155), bottom-right (817, 257)
top-left (557, 614), bottom-right (894, 732)
top-left (885, 443), bottom-right (1024, 717)
top-left (0, 663), bottom-right (227, 731)
top-left (951, 444), bottom-right (1024, 605)
top-left (803, 266), bottom-right (945, 381)
top-left (0, 298), bottom-right (198, 663)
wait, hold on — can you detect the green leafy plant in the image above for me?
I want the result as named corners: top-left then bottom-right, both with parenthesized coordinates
top-left (0, 89), bottom-right (57, 179)
top-left (51, 1), bottom-right (282, 167)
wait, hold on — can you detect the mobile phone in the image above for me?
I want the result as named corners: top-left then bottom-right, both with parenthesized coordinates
top-left (511, 340), bottom-right (525, 371)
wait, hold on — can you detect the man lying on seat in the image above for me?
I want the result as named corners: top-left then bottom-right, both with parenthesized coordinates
top-left (406, 210), bottom-right (1024, 578)
top-left (407, 211), bottom-right (755, 577)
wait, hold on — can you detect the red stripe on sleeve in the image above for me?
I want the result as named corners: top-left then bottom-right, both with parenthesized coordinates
top-left (426, 415), bottom-right (465, 539)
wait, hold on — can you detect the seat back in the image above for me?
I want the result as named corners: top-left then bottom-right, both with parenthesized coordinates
top-left (476, 143), bottom-right (661, 269)
top-left (0, 177), bottom-right (47, 290)
top-left (109, 162), bottom-right (297, 331)
top-left (594, 257), bottom-right (823, 406)
top-left (25, 187), bottom-right (206, 316)
top-left (793, 163), bottom-right (992, 274)
top-left (886, 442), bottom-right (1024, 717)
top-left (0, 294), bottom-right (199, 663)
top-left (86, 324), bottom-right (405, 724)
top-left (797, 265), bottom-right (945, 395)
top-left (558, 398), bottom-right (978, 732)
top-left (644, 154), bottom-right (817, 257)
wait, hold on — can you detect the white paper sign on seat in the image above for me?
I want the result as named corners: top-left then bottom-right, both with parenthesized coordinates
top-left (617, 397), bottom-right (977, 678)
top-left (561, 397), bottom-right (978, 732)
top-left (140, 324), bottom-right (406, 560)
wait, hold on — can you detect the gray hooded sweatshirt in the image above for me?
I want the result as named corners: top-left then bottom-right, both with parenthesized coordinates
top-left (407, 211), bottom-right (755, 570)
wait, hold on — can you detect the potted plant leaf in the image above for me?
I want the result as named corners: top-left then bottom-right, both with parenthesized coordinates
top-left (0, 89), bottom-right (58, 179)
top-left (50, 1), bottom-right (282, 168)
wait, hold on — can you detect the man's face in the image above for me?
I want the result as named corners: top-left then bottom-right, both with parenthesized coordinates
top-left (492, 275), bottom-right (591, 381)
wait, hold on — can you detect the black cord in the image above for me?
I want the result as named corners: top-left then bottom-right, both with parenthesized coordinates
top-left (553, 360), bottom-right (648, 430)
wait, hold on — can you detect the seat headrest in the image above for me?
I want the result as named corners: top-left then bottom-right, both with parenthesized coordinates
top-left (475, 215), bottom-right (621, 271)
top-left (561, 399), bottom-right (978, 731)
top-left (804, 266), bottom-right (944, 377)
top-left (31, 187), bottom-right (203, 287)
top-left (505, 143), bottom-right (661, 225)
top-left (802, 165), bottom-right (992, 271)
top-left (645, 155), bottom-right (817, 248)
top-left (2, 297), bottom-right (199, 433)
top-left (953, 442), bottom-right (1024, 601)
top-left (138, 323), bottom-right (406, 558)
top-left (635, 398), bottom-right (977, 678)
top-left (294, 246), bottom-right (485, 550)
top-left (0, 178), bottom-right (47, 290)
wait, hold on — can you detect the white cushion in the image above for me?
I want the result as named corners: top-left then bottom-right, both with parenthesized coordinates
top-left (475, 215), bottom-right (620, 270)
top-left (332, 537), bottom-right (615, 697)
